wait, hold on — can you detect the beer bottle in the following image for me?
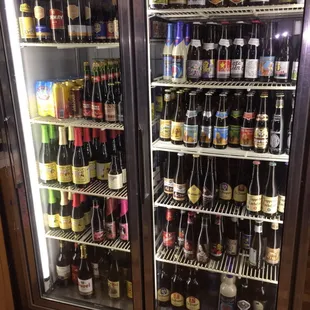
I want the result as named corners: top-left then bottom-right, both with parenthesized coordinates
top-left (286, 92), bottom-right (295, 155)
top-left (186, 23), bottom-right (202, 82)
top-left (56, 241), bottom-right (71, 287)
top-left (67, 0), bottom-right (84, 43)
top-left (219, 158), bottom-right (232, 204)
top-left (236, 279), bottom-right (251, 310)
top-left (119, 200), bottom-right (129, 242)
top-left (108, 254), bottom-right (121, 299)
top-left (163, 209), bottom-right (177, 249)
top-left (19, 0), bottom-right (36, 42)
top-left (240, 93), bottom-right (255, 151)
top-left (226, 217), bottom-right (239, 256)
top-left (67, 126), bottom-right (74, 161)
top-left (202, 157), bottom-right (215, 209)
top-left (34, 0), bottom-right (51, 42)
top-left (184, 92), bottom-right (198, 148)
top-left (200, 92), bottom-right (213, 148)
top-left (91, 199), bottom-right (104, 242)
top-left (57, 127), bottom-right (72, 185)
top-left (83, 62), bottom-right (92, 120)
top-left (47, 189), bottom-right (59, 230)
top-left (160, 90), bottom-right (172, 141)
top-left (231, 22), bottom-right (246, 79)
top-left (172, 21), bottom-right (186, 83)
top-left (78, 245), bottom-right (94, 298)
top-left (245, 21), bottom-right (260, 81)
top-left (149, 0), bottom-right (168, 8)
top-left (108, 154), bottom-right (123, 190)
top-left (278, 161), bottom-right (288, 219)
top-left (71, 194), bottom-right (85, 234)
top-left (164, 152), bottom-right (175, 196)
top-left (213, 93), bottom-right (228, 149)
top-left (92, 128), bottom-right (100, 160)
top-left (187, 155), bottom-right (201, 207)
top-left (247, 161), bottom-right (261, 215)
top-left (178, 210), bottom-right (187, 248)
top-left (249, 220), bottom-right (264, 270)
top-left (202, 23), bottom-right (217, 81)
top-left (169, 0), bottom-right (187, 8)
top-left (90, 247), bottom-right (101, 280)
top-left (59, 191), bottom-right (71, 232)
top-left (291, 21), bottom-right (302, 84)
top-left (96, 130), bottom-right (111, 181)
top-left (49, 0), bottom-right (66, 43)
top-left (233, 160), bottom-right (248, 208)
top-left (241, 219), bottom-right (253, 251)
top-left (217, 22), bottom-right (231, 81)
top-left (219, 275), bottom-right (237, 308)
top-left (228, 92), bottom-right (242, 148)
top-left (105, 70), bottom-right (117, 123)
top-left (173, 153), bottom-right (186, 202)
top-left (188, 0), bottom-right (206, 7)
top-left (71, 243), bottom-right (80, 284)
top-left (209, 215), bottom-right (223, 261)
top-left (197, 215), bottom-right (209, 264)
top-left (262, 162), bottom-right (278, 218)
top-left (83, 128), bottom-right (96, 183)
top-left (91, 62), bottom-right (104, 122)
top-left (171, 265), bottom-right (186, 309)
top-left (259, 22), bottom-right (276, 82)
top-left (171, 91), bottom-right (185, 145)
top-left (157, 263), bottom-right (171, 306)
top-left (269, 93), bottom-right (284, 154)
top-left (106, 198), bottom-right (117, 240)
top-left (186, 269), bottom-right (200, 310)
top-left (252, 282), bottom-right (268, 309)
top-left (184, 212), bottom-right (196, 261)
top-left (265, 222), bottom-right (281, 266)
top-left (274, 35), bottom-right (290, 82)
top-left (163, 23), bottom-right (174, 81)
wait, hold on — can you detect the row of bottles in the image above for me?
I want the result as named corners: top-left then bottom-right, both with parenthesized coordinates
top-left (39, 125), bottom-right (126, 190)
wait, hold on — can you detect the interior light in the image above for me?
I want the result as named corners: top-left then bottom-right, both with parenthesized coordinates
top-left (275, 33), bottom-right (280, 39)
top-left (282, 31), bottom-right (288, 37)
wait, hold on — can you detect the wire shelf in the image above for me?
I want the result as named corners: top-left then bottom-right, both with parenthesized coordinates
top-left (20, 42), bottom-right (120, 49)
top-left (31, 116), bottom-right (124, 130)
top-left (152, 139), bottom-right (289, 163)
top-left (151, 77), bottom-right (296, 90)
top-left (156, 243), bottom-right (278, 284)
top-left (46, 228), bottom-right (131, 252)
top-left (39, 180), bottom-right (128, 199)
top-left (147, 4), bottom-right (304, 20)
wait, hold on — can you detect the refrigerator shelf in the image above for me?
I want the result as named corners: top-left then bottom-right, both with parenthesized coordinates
top-left (147, 4), bottom-right (304, 20)
top-left (19, 42), bottom-right (120, 49)
top-left (39, 181), bottom-right (128, 199)
top-left (156, 243), bottom-right (278, 284)
top-left (152, 139), bottom-right (289, 162)
top-left (30, 116), bottom-right (124, 130)
top-left (151, 77), bottom-right (296, 90)
top-left (155, 192), bottom-right (284, 224)
top-left (46, 228), bottom-right (131, 252)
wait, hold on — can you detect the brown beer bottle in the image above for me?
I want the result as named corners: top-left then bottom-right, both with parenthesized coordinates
top-left (71, 243), bottom-right (80, 285)
top-left (67, 0), bottom-right (84, 43)
top-left (186, 269), bottom-right (201, 310)
top-left (247, 161), bottom-right (261, 216)
top-left (184, 92), bottom-right (198, 148)
top-left (228, 92), bottom-right (242, 148)
top-left (56, 241), bottom-right (71, 287)
top-left (209, 215), bottom-right (223, 261)
top-left (160, 90), bottom-right (172, 141)
top-left (278, 161), bottom-right (288, 219)
top-left (202, 157), bottom-right (215, 209)
top-left (178, 210), bottom-right (187, 248)
top-left (171, 265), bottom-right (186, 309)
top-left (34, 0), bottom-right (51, 42)
top-left (249, 220), bottom-right (264, 270)
top-left (78, 245), bottom-right (94, 298)
top-left (83, 62), bottom-right (92, 120)
top-left (108, 254), bottom-right (121, 299)
top-left (163, 209), bottom-right (177, 249)
top-left (164, 152), bottom-right (175, 196)
top-left (219, 158), bottom-right (232, 205)
top-left (217, 22), bottom-right (231, 80)
top-left (225, 217), bottom-right (239, 256)
top-left (157, 263), bottom-right (171, 306)
top-left (213, 93), bottom-right (228, 149)
top-left (171, 91), bottom-right (185, 145)
top-left (187, 155), bottom-right (201, 207)
top-left (71, 193), bottom-right (85, 234)
top-left (200, 92), bottom-right (213, 148)
top-left (49, 0), bottom-right (66, 43)
top-left (265, 222), bottom-right (281, 266)
top-left (91, 62), bottom-right (104, 122)
top-left (184, 212), bottom-right (196, 261)
top-left (105, 70), bottom-right (117, 123)
top-left (83, 128), bottom-right (96, 182)
top-left (173, 153), bottom-right (186, 202)
top-left (240, 93), bottom-right (255, 151)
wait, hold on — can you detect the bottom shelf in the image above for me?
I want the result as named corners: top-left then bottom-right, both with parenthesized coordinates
top-left (156, 243), bottom-right (278, 284)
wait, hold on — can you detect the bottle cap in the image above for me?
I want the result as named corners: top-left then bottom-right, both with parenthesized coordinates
top-left (221, 21), bottom-right (229, 25)
top-left (109, 130), bottom-right (117, 139)
top-left (177, 152), bottom-right (184, 156)
top-left (269, 162), bottom-right (277, 166)
top-left (253, 161), bottom-right (261, 165)
top-left (193, 154), bottom-right (199, 158)
top-left (83, 127), bottom-right (91, 142)
top-left (92, 128), bottom-right (100, 138)
top-left (260, 92), bottom-right (268, 98)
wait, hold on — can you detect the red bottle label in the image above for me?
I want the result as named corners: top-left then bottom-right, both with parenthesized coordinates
top-left (49, 9), bottom-right (64, 30)
top-left (120, 223), bottom-right (129, 241)
top-left (217, 60), bottom-right (231, 78)
top-left (184, 240), bottom-right (194, 255)
top-left (210, 242), bottom-right (223, 257)
top-left (240, 127), bottom-right (254, 147)
top-left (83, 100), bottom-right (91, 117)
top-left (93, 230), bottom-right (104, 242)
top-left (72, 265), bottom-right (79, 284)
top-left (163, 231), bottom-right (176, 248)
top-left (101, 73), bottom-right (108, 81)
top-left (92, 102), bottom-right (103, 119)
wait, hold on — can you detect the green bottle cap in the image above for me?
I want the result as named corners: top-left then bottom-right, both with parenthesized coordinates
top-left (48, 125), bottom-right (56, 139)
top-left (41, 125), bottom-right (49, 144)
top-left (48, 189), bottom-right (57, 204)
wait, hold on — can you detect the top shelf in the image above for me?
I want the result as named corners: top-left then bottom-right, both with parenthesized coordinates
top-left (147, 3), bottom-right (304, 20)
top-left (19, 42), bottom-right (120, 50)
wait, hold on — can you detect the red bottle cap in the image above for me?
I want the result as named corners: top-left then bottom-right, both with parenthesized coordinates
top-left (92, 128), bottom-right (100, 138)
top-left (83, 127), bottom-right (91, 142)
top-left (120, 200), bottom-right (128, 217)
top-left (80, 194), bottom-right (87, 203)
top-left (74, 128), bottom-right (83, 147)
top-left (72, 193), bottom-right (80, 208)
top-left (100, 130), bottom-right (107, 143)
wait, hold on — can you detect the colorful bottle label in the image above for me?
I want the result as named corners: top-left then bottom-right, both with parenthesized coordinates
top-left (233, 184), bottom-right (247, 203)
top-left (160, 119), bottom-right (171, 139)
top-left (92, 102), bottom-right (104, 120)
top-left (59, 215), bottom-right (71, 230)
top-left (108, 173), bottom-right (123, 190)
top-left (120, 223), bottom-right (129, 241)
top-left (49, 9), bottom-right (65, 30)
top-left (164, 177), bottom-right (174, 195)
top-left (105, 104), bottom-right (117, 122)
top-left (229, 125), bottom-right (241, 145)
top-left (163, 55), bottom-right (172, 79)
top-left (265, 247), bottom-right (280, 264)
top-left (226, 238), bottom-right (238, 255)
top-left (259, 56), bottom-right (275, 77)
top-left (173, 183), bottom-right (187, 201)
top-left (171, 292), bottom-right (185, 307)
top-left (96, 162), bottom-right (111, 181)
top-left (57, 165), bottom-right (72, 183)
top-left (48, 214), bottom-right (59, 228)
top-left (83, 100), bottom-right (92, 117)
top-left (274, 61), bottom-right (289, 79)
top-left (106, 221), bottom-right (117, 239)
top-left (210, 242), bottom-right (223, 257)
top-left (172, 56), bottom-right (184, 79)
top-left (246, 194), bottom-right (262, 212)
top-left (184, 240), bottom-right (194, 257)
top-left (158, 288), bottom-right (170, 302)
top-left (186, 296), bottom-right (200, 310)
top-left (163, 231), bottom-right (176, 247)
top-left (72, 166), bottom-right (90, 185)
top-left (127, 281), bottom-right (133, 299)
top-left (240, 127), bottom-right (254, 147)
top-left (93, 230), bottom-right (104, 242)
top-left (78, 278), bottom-right (93, 296)
top-left (244, 59), bottom-right (259, 79)
top-left (56, 265), bottom-right (70, 280)
top-left (200, 125), bottom-right (212, 145)
top-left (254, 127), bottom-right (268, 149)
top-left (19, 17), bottom-right (36, 39)
top-left (187, 185), bottom-right (201, 204)
top-left (40, 162), bottom-right (57, 181)
top-left (72, 218), bottom-right (85, 232)
top-left (278, 195), bottom-right (285, 213)
top-left (219, 182), bottom-right (232, 200)
top-left (213, 126), bottom-right (228, 146)
top-left (262, 196), bottom-right (278, 214)
top-left (242, 233), bottom-right (252, 250)
top-left (291, 61), bottom-right (299, 81)
top-left (171, 121), bottom-right (184, 142)
top-left (202, 59), bottom-right (215, 79)
top-left (217, 60), bottom-right (231, 79)
top-left (184, 124), bottom-right (198, 144)
top-left (187, 60), bottom-right (203, 80)
top-left (231, 59), bottom-right (244, 78)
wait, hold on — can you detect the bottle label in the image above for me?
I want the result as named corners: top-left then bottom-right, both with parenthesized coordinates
top-left (91, 262), bottom-right (100, 278)
top-left (78, 278), bottom-right (93, 296)
top-left (171, 292), bottom-right (185, 307)
top-left (187, 60), bottom-right (203, 80)
top-left (278, 195), bottom-right (285, 213)
top-left (274, 61), bottom-right (289, 79)
top-left (248, 38), bottom-right (260, 47)
top-left (72, 218), bottom-right (85, 233)
top-left (242, 233), bottom-right (252, 250)
top-left (197, 245), bottom-right (208, 263)
top-left (243, 112), bottom-right (255, 121)
top-left (202, 187), bottom-right (214, 206)
top-left (83, 100), bottom-right (92, 117)
top-left (240, 127), bottom-right (254, 147)
top-left (56, 165), bottom-right (72, 183)
top-left (217, 60), bottom-right (231, 78)
top-left (160, 119), bottom-right (171, 139)
top-left (120, 223), bottom-right (129, 241)
top-left (270, 131), bottom-right (281, 150)
top-left (106, 221), bottom-right (117, 239)
top-left (219, 39), bottom-right (230, 48)
top-left (229, 125), bottom-right (241, 145)
top-left (49, 9), bottom-right (65, 30)
top-left (48, 214), bottom-right (59, 228)
top-left (172, 56), bottom-right (184, 79)
top-left (89, 161), bottom-right (96, 179)
top-left (35, 25), bottom-right (51, 37)
top-left (213, 126), bottom-right (228, 146)
top-left (39, 162), bottom-right (57, 181)
top-left (187, 185), bottom-right (201, 204)
top-left (244, 59), bottom-right (259, 79)
top-left (56, 265), bottom-right (70, 280)
top-left (164, 177), bottom-right (174, 195)
top-left (262, 196), bottom-right (278, 214)
top-left (34, 6), bottom-right (45, 20)
top-left (91, 102), bottom-right (103, 120)
top-left (114, 19), bottom-right (119, 40)
top-left (108, 173), bottom-right (123, 190)
top-left (202, 59), bottom-right (215, 79)
top-left (200, 125), bottom-right (212, 144)
top-left (237, 300), bottom-right (251, 310)
top-left (219, 182), bottom-right (232, 201)
top-left (233, 184), bottom-right (247, 203)
top-left (96, 162), bottom-right (111, 181)
top-left (254, 225), bottom-right (263, 233)
top-left (249, 248), bottom-right (257, 266)
top-left (178, 228), bottom-right (185, 246)
top-left (233, 38), bottom-right (245, 46)
top-left (84, 211), bottom-right (91, 226)
top-left (171, 121), bottom-right (184, 142)
top-left (247, 194), bottom-right (262, 212)
top-left (265, 247), bottom-right (280, 264)
top-left (163, 55), bottom-right (172, 79)
top-left (163, 231), bottom-right (176, 247)
top-left (254, 127), bottom-right (268, 150)
top-left (186, 296), bottom-right (200, 310)
top-left (184, 124), bottom-right (198, 144)
top-left (203, 43), bottom-right (215, 51)
top-left (105, 104), bottom-right (117, 122)
top-left (72, 166), bottom-right (90, 185)
top-left (67, 5), bottom-right (79, 19)
top-left (231, 59), bottom-right (244, 78)
top-left (226, 238), bottom-right (238, 255)
top-left (71, 265), bottom-right (79, 284)
top-left (291, 61), bottom-right (299, 81)
top-left (259, 56), bottom-right (275, 77)
top-left (184, 240), bottom-right (194, 257)
top-left (93, 230), bottom-right (104, 242)
top-left (59, 215), bottom-right (71, 230)
top-left (107, 21), bottom-right (114, 39)
top-left (158, 288), bottom-right (170, 302)
top-left (210, 242), bottom-right (223, 257)
top-left (19, 17), bottom-right (36, 39)
top-left (127, 281), bottom-right (133, 299)
top-left (253, 300), bottom-right (267, 310)
top-left (219, 294), bottom-right (236, 309)
top-left (173, 183), bottom-right (187, 201)
top-left (188, 0), bottom-right (206, 4)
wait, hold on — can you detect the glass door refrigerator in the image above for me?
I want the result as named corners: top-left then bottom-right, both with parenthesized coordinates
top-left (132, 0), bottom-right (310, 309)
top-left (0, 0), bottom-right (143, 309)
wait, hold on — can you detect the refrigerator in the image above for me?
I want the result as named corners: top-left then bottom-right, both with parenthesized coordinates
top-left (0, 0), bottom-right (144, 309)
top-left (131, 0), bottom-right (310, 309)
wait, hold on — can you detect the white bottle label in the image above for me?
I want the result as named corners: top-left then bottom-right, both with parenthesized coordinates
top-left (245, 59), bottom-right (259, 79)
top-left (226, 238), bottom-right (238, 255)
top-left (233, 38), bottom-right (245, 46)
top-left (219, 39), bottom-right (230, 48)
top-left (108, 173), bottom-right (123, 190)
top-left (188, 0), bottom-right (206, 4)
top-left (190, 39), bottom-right (201, 48)
top-left (56, 265), bottom-right (70, 280)
top-left (203, 43), bottom-right (215, 51)
top-left (249, 248), bottom-right (257, 266)
top-left (246, 194), bottom-right (262, 212)
top-left (108, 280), bottom-right (120, 298)
top-left (122, 168), bottom-right (127, 184)
top-left (78, 278), bottom-right (93, 296)
top-left (248, 38), bottom-right (260, 47)
top-left (231, 59), bottom-right (244, 78)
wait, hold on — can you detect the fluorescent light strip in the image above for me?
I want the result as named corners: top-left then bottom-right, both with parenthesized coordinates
top-left (4, 1), bottom-right (50, 280)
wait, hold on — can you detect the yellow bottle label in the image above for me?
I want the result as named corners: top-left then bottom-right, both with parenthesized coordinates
top-left (96, 162), bottom-right (111, 181)
top-left (246, 194), bottom-right (262, 212)
top-left (265, 247), bottom-right (280, 265)
top-left (72, 218), bottom-right (85, 232)
top-left (233, 184), bottom-right (247, 203)
top-left (219, 183), bottom-right (232, 201)
top-left (186, 296), bottom-right (200, 310)
top-left (126, 281), bottom-right (133, 299)
top-left (59, 215), bottom-right (71, 230)
top-left (84, 211), bottom-right (91, 226)
top-left (89, 160), bottom-right (96, 179)
top-left (278, 195), bottom-right (285, 213)
top-left (57, 165), bottom-right (72, 183)
top-left (48, 214), bottom-right (59, 228)
top-left (108, 280), bottom-right (120, 299)
top-left (39, 162), bottom-right (57, 181)
top-left (160, 119), bottom-right (171, 139)
top-left (157, 288), bottom-right (170, 302)
top-left (262, 196), bottom-right (278, 214)
top-left (171, 121), bottom-right (184, 142)
top-left (19, 17), bottom-right (36, 39)
top-left (72, 166), bottom-right (90, 185)
top-left (187, 185), bottom-right (201, 204)
top-left (171, 292), bottom-right (184, 307)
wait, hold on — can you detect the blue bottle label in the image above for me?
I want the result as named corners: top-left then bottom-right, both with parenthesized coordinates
top-left (259, 56), bottom-right (275, 77)
top-left (163, 55), bottom-right (172, 79)
top-left (184, 124), bottom-right (198, 144)
top-left (216, 111), bottom-right (228, 119)
top-left (213, 126), bottom-right (228, 146)
top-left (202, 59), bottom-right (215, 79)
top-left (187, 60), bottom-right (202, 79)
top-left (242, 233), bottom-right (252, 250)
top-left (94, 21), bottom-right (107, 39)
top-left (35, 25), bottom-right (51, 36)
top-left (172, 56), bottom-right (184, 79)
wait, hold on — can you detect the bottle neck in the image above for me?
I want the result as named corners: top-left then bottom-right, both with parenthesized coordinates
top-left (252, 23), bottom-right (259, 39)
top-left (221, 25), bottom-right (228, 39)
top-left (72, 194), bottom-right (80, 208)
top-left (59, 127), bottom-right (67, 145)
top-left (48, 190), bottom-right (56, 204)
top-left (219, 96), bottom-right (227, 112)
top-left (188, 95), bottom-right (196, 111)
top-left (246, 96), bottom-right (253, 112)
top-left (80, 245), bottom-right (87, 259)
top-left (74, 128), bottom-right (83, 147)
top-left (83, 127), bottom-right (91, 143)
top-left (192, 24), bottom-right (200, 40)
top-left (41, 125), bottom-right (49, 144)
top-left (60, 191), bottom-right (68, 206)
top-left (258, 98), bottom-right (267, 115)
top-left (106, 198), bottom-right (114, 216)
top-left (236, 24), bottom-right (243, 38)
top-left (177, 156), bottom-right (184, 173)
top-left (100, 130), bottom-right (107, 144)
top-left (120, 200), bottom-right (128, 216)
top-left (204, 95), bottom-right (212, 112)
top-left (68, 126), bottom-right (74, 142)
top-left (49, 125), bottom-right (56, 140)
